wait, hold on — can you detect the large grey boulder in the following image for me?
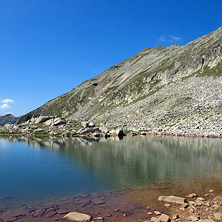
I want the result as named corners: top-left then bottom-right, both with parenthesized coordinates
top-left (44, 119), bottom-right (54, 126)
top-left (81, 127), bottom-right (101, 134)
top-left (35, 116), bottom-right (50, 124)
top-left (63, 212), bottom-right (91, 222)
top-left (53, 118), bottom-right (66, 126)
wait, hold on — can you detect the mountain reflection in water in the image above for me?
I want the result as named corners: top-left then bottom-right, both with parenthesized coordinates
top-left (2, 135), bottom-right (222, 190)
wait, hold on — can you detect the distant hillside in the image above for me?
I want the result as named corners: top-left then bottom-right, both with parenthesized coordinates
top-left (18, 27), bottom-right (222, 135)
top-left (0, 114), bottom-right (18, 126)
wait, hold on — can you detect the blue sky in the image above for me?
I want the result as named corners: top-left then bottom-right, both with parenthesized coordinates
top-left (0, 0), bottom-right (221, 117)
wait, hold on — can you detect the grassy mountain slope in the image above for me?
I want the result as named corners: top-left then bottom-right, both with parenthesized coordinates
top-left (19, 27), bottom-right (222, 134)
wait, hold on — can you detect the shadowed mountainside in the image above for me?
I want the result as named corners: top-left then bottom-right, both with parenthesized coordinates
top-left (0, 114), bottom-right (18, 126)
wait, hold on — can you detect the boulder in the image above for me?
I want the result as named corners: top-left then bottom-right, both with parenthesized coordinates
top-left (35, 116), bottom-right (50, 124)
top-left (158, 195), bottom-right (186, 204)
top-left (151, 217), bottom-right (161, 222)
top-left (63, 212), bottom-right (91, 222)
top-left (53, 118), bottom-right (66, 126)
top-left (44, 119), bottom-right (54, 126)
top-left (81, 128), bottom-right (101, 135)
top-left (159, 214), bottom-right (171, 222)
top-left (88, 122), bottom-right (95, 127)
top-left (34, 128), bottom-right (44, 133)
top-left (110, 129), bottom-right (125, 137)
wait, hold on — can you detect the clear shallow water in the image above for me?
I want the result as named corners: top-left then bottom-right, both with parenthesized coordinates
top-left (0, 135), bottom-right (222, 207)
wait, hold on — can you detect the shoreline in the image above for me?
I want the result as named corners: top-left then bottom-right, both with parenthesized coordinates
top-left (1, 131), bottom-right (222, 139)
top-left (0, 178), bottom-right (221, 222)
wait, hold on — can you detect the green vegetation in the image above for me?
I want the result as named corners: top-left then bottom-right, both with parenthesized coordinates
top-left (197, 63), bottom-right (222, 77)
top-left (170, 97), bottom-right (192, 110)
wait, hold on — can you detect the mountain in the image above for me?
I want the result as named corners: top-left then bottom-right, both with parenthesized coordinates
top-left (0, 114), bottom-right (18, 126)
top-left (18, 27), bottom-right (222, 135)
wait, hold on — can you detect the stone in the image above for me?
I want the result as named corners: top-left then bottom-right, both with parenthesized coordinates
top-left (154, 211), bottom-right (161, 215)
top-left (196, 197), bottom-right (204, 201)
top-left (88, 122), bottom-right (95, 127)
top-left (188, 215), bottom-right (199, 221)
top-left (63, 212), bottom-right (91, 222)
top-left (172, 215), bottom-right (179, 220)
top-left (164, 204), bottom-right (171, 208)
top-left (35, 116), bottom-right (50, 124)
top-left (187, 193), bottom-right (197, 198)
top-left (34, 128), bottom-right (44, 133)
top-left (94, 216), bottom-right (103, 220)
top-left (53, 118), bottom-right (66, 126)
top-left (159, 214), bottom-right (171, 222)
top-left (158, 195), bottom-right (186, 204)
top-left (109, 129), bottom-right (125, 137)
top-left (148, 212), bottom-right (153, 215)
top-left (214, 213), bottom-right (222, 220)
top-left (196, 200), bottom-right (203, 206)
top-left (151, 217), bottom-right (161, 222)
top-left (44, 119), bottom-right (54, 126)
top-left (209, 189), bottom-right (214, 193)
top-left (181, 203), bottom-right (189, 208)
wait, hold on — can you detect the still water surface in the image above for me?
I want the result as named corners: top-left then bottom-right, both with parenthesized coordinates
top-left (0, 135), bottom-right (222, 207)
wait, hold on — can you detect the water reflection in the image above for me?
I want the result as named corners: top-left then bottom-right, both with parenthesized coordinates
top-left (2, 135), bottom-right (222, 189)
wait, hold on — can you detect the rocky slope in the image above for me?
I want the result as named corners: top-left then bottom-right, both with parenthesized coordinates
top-left (12, 27), bottom-right (222, 135)
top-left (0, 114), bottom-right (18, 126)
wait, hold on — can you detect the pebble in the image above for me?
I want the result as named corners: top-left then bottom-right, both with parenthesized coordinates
top-left (187, 193), bottom-right (197, 198)
top-left (94, 216), bottom-right (104, 220)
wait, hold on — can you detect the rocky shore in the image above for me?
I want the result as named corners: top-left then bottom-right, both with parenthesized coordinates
top-left (1, 116), bottom-right (222, 139)
top-left (0, 184), bottom-right (221, 222)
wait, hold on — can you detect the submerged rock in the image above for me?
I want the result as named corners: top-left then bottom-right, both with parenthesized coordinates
top-left (63, 211), bottom-right (91, 222)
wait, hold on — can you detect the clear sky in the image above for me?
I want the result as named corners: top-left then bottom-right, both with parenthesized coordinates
top-left (0, 0), bottom-right (221, 117)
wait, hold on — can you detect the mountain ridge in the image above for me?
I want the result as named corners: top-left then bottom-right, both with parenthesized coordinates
top-left (15, 26), bottom-right (222, 136)
top-left (0, 114), bottom-right (19, 126)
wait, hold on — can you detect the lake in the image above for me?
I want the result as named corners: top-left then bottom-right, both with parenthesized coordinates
top-left (0, 135), bottom-right (222, 209)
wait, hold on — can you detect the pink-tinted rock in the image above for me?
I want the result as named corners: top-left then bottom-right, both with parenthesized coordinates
top-left (214, 213), bottom-right (222, 220)
top-left (158, 195), bottom-right (186, 204)
top-left (63, 212), bottom-right (91, 222)
top-left (159, 213), bottom-right (171, 222)
top-left (151, 217), bottom-right (161, 222)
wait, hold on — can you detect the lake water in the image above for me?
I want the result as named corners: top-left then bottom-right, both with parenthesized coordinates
top-left (0, 135), bottom-right (222, 209)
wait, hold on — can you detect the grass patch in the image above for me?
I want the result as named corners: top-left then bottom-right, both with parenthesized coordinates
top-left (170, 97), bottom-right (192, 109)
